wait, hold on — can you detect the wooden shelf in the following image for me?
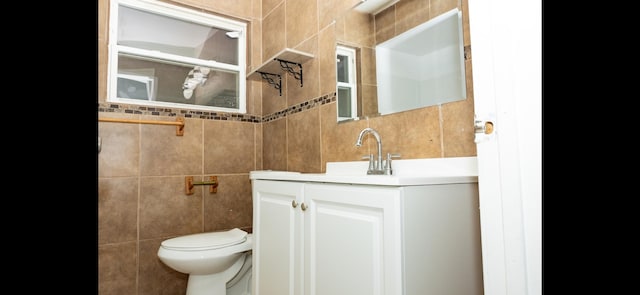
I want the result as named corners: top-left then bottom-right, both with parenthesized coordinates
top-left (247, 48), bottom-right (314, 80)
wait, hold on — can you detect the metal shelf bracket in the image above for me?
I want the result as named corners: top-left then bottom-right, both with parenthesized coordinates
top-left (257, 71), bottom-right (282, 96)
top-left (276, 58), bottom-right (303, 87)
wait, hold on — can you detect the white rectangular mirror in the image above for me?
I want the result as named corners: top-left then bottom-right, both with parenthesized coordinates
top-left (376, 8), bottom-right (465, 115)
top-left (335, 1), bottom-right (467, 122)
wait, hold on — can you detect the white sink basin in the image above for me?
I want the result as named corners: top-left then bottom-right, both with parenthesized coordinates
top-left (250, 157), bottom-right (478, 186)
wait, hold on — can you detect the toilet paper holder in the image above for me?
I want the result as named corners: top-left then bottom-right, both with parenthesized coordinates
top-left (185, 176), bottom-right (218, 195)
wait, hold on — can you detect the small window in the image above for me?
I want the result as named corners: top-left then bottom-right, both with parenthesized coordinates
top-left (336, 45), bottom-right (358, 121)
top-left (108, 0), bottom-right (247, 113)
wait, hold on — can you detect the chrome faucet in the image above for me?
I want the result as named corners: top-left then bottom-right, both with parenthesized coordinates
top-left (355, 128), bottom-right (384, 174)
top-left (355, 128), bottom-right (401, 175)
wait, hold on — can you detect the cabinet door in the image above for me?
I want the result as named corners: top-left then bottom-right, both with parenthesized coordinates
top-left (303, 183), bottom-right (402, 295)
top-left (252, 180), bottom-right (305, 295)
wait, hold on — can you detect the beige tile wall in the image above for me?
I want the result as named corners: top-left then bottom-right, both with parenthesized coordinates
top-left (97, 0), bottom-right (475, 294)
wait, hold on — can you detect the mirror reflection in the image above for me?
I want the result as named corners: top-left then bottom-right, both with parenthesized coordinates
top-left (335, 0), bottom-right (467, 122)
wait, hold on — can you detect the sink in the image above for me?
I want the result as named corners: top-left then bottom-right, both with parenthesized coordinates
top-left (249, 156), bottom-right (478, 186)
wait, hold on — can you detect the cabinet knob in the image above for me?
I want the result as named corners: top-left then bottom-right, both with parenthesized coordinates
top-left (300, 203), bottom-right (307, 211)
top-left (292, 200), bottom-right (298, 208)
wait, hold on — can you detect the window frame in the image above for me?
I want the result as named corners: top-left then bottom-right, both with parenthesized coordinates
top-left (336, 45), bottom-right (358, 121)
top-left (107, 0), bottom-right (247, 113)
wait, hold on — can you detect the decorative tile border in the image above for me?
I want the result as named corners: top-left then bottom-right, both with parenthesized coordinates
top-left (97, 92), bottom-right (336, 123)
top-left (97, 102), bottom-right (261, 122)
top-left (262, 92), bottom-right (336, 123)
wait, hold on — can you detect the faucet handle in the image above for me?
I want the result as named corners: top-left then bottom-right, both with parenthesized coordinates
top-left (387, 153), bottom-right (401, 159)
top-left (362, 154), bottom-right (375, 174)
top-left (384, 153), bottom-right (401, 174)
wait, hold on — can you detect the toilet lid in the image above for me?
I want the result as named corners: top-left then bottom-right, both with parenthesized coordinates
top-left (161, 228), bottom-right (248, 251)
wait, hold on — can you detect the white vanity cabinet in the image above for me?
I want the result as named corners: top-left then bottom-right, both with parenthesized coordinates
top-left (251, 177), bottom-right (483, 295)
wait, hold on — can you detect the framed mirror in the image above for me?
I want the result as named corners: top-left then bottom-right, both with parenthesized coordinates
top-left (335, 0), bottom-right (467, 122)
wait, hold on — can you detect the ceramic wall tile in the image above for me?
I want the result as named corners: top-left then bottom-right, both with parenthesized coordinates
top-left (98, 113), bottom-right (140, 177)
top-left (320, 103), bottom-right (369, 167)
top-left (262, 0), bottom-right (282, 17)
top-left (137, 238), bottom-right (188, 295)
top-left (431, 0), bottom-right (459, 18)
top-left (204, 120), bottom-right (255, 174)
top-left (98, 242), bottom-right (138, 295)
top-left (262, 118), bottom-right (287, 170)
top-left (286, 0), bottom-right (317, 49)
top-left (139, 176), bottom-right (203, 239)
top-left (369, 106), bottom-right (443, 159)
top-left (286, 36), bottom-right (320, 106)
top-left (139, 116), bottom-right (202, 176)
top-left (98, 177), bottom-right (138, 245)
top-left (374, 7), bottom-right (396, 45)
top-left (287, 108), bottom-right (321, 172)
top-left (203, 174), bottom-right (253, 232)
top-left (318, 26), bottom-right (337, 96)
top-left (396, 0), bottom-right (430, 34)
top-left (262, 4), bottom-right (286, 64)
top-left (202, 0), bottom-right (253, 19)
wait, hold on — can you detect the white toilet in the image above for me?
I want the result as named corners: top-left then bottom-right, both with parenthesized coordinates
top-left (157, 228), bottom-right (253, 295)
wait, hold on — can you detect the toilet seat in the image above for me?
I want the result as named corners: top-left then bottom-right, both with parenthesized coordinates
top-left (161, 228), bottom-right (248, 251)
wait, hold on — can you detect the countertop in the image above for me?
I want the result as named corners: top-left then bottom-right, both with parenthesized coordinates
top-left (250, 157), bottom-right (478, 186)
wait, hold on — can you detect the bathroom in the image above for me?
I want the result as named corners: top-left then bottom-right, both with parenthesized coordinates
top-left (98, 0), bottom-right (539, 294)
